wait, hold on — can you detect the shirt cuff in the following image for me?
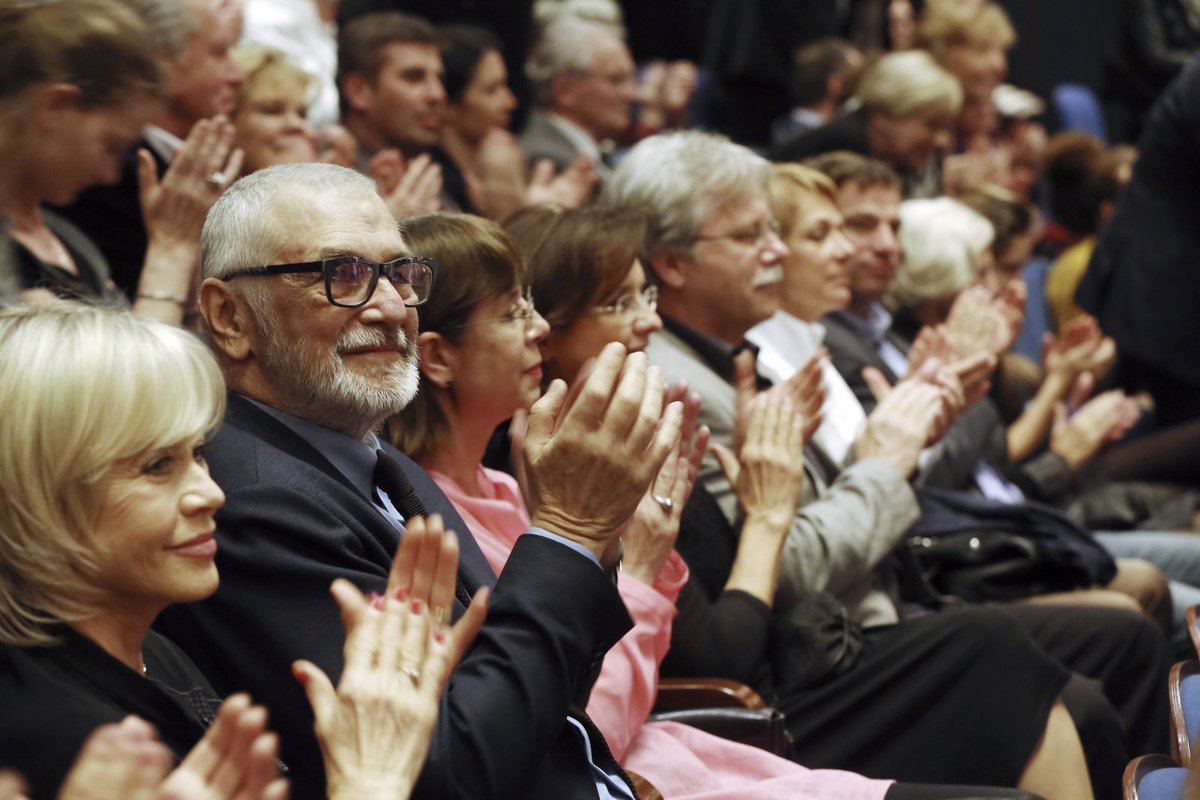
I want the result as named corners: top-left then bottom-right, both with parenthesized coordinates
top-left (524, 527), bottom-right (603, 569)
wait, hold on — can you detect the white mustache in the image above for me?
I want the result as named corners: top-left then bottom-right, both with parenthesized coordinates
top-left (752, 266), bottom-right (784, 288)
top-left (335, 327), bottom-right (412, 355)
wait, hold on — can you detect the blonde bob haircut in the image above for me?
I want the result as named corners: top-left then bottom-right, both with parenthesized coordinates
top-left (0, 303), bottom-right (225, 646)
top-left (887, 197), bottom-right (994, 311)
top-left (766, 163), bottom-right (839, 241)
top-left (232, 43), bottom-right (320, 115)
top-left (917, 0), bottom-right (1016, 61)
top-left (855, 50), bottom-right (963, 120)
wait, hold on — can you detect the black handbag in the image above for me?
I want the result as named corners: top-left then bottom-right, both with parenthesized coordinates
top-left (908, 486), bottom-right (1118, 602)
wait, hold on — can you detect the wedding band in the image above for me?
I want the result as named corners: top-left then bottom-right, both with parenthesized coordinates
top-left (207, 171), bottom-right (226, 187)
top-left (652, 494), bottom-right (673, 512)
top-left (431, 607), bottom-right (451, 626)
top-left (400, 665), bottom-right (421, 683)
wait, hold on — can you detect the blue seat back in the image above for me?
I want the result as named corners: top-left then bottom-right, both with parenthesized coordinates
top-left (1052, 83), bottom-right (1108, 142)
top-left (1138, 766), bottom-right (1188, 800)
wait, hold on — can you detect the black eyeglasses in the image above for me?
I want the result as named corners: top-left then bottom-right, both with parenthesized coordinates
top-left (223, 255), bottom-right (438, 308)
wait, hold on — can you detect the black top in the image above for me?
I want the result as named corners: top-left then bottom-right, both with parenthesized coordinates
top-left (0, 627), bottom-right (218, 800)
top-left (13, 209), bottom-right (124, 305)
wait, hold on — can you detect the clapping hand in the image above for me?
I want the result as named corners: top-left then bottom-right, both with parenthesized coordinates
top-left (522, 343), bottom-right (684, 565)
top-left (371, 151), bottom-right (442, 219)
top-left (51, 702), bottom-right (286, 800)
top-left (621, 386), bottom-right (707, 585)
top-left (294, 516), bottom-right (487, 800)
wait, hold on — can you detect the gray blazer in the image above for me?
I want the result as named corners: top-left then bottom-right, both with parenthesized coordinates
top-left (518, 110), bottom-right (613, 185)
top-left (646, 323), bottom-right (920, 627)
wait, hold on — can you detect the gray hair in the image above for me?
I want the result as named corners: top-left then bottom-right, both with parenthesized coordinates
top-left (525, 16), bottom-right (616, 107)
top-left (109, 0), bottom-right (201, 57)
top-left (201, 162), bottom-right (379, 281)
top-left (603, 130), bottom-right (772, 257)
top-left (889, 197), bottom-right (993, 309)
top-left (856, 49), bottom-right (962, 119)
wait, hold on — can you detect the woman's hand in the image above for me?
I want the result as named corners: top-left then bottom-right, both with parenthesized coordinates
top-left (371, 151), bottom-right (442, 219)
top-left (621, 385), bottom-right (705, 586)
top-left (139, 117), bottom-right (242, 251)
top-left (52, 704), bottom-right (286, 800)
top-left (295, 516), bottom-right (488, 800)
top-left (1051, 390), bottom-right (1142, 471)
top-left (727, 389), bottom-right (808, 531)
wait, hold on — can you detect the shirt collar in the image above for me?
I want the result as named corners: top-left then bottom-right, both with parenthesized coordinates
top-left (661, 314), bottom-right (753, 382)
top-left (832, 303), bottom-right (892, 345)
top-left (245, 396), bottom-right (381, 500)
top-left (142, 124), bottom-right (184, 163)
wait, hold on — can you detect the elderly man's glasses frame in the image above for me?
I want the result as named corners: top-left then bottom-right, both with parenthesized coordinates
top-left (222, 255), bottom-right (438, 308)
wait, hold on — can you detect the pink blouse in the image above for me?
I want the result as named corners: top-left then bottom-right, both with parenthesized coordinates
top-left (432, 465), bottom-right (893, 800)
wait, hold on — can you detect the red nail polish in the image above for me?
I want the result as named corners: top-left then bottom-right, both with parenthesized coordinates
top-left (434, 629), bottom-right (445, 643)
top-left (366, 591), bottom-right (382, 603)
top-left (292, 665), bottom-right (308, 686)
top-left (394, 586), bottom-right (409, 602)
top-left (410, 598), bottom-right (422, 614)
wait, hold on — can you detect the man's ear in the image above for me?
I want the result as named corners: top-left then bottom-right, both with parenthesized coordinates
top-left (32, 84), bottom-right (82, 129)
top-left (339, 72), bottom-right (374, 116)
top-left (650, 248), bottom-right (688, 290)
top-left (418, 330), bottom-right (456, 390)
top-left (198, 278), bottom-right (254, 362)
top-left (550, 72), bottom-right (579, 112)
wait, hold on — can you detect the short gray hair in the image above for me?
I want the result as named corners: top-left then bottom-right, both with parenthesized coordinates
top-left (856, 49), bottom-right (962, 119)
top-left (202, 162), bottom-right (379, 280)
top-left (603, 130), bottom-right (772, 257)
top-left (889, 197), bottom-right (993, 309)
top-left (525, 16), bottom-right (615, 107)
top-left (109, 0), bottom-right (202, 57)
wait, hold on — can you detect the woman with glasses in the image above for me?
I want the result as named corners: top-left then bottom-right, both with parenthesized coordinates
top-left (387, 208), bottom-right (906, 800)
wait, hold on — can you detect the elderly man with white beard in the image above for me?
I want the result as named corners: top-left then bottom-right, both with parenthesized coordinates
top-left (155, 162), bottom-right (684, 800)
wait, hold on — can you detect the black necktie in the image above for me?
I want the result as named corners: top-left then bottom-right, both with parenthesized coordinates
top-left (374, 449), bottom-right (429, 521)
top-left (374, 450), bottom-right (474, 610)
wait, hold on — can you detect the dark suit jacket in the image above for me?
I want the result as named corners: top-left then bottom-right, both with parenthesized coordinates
top-left (821, 310), bottom-right (1076, 501)
top-left (156, 393), bottom-right (633, 800)
top-left (50, 139), bottom-right (167, 299)
top-left (1077, 55), bottom-right (1200, 390)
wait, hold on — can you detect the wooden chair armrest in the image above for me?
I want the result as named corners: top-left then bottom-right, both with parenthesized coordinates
top-left (654, 677), bottom-right (767, 712)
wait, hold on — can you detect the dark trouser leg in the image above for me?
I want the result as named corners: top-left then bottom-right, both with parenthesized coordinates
top-left (1000, 603), bottom-right (1169, 800)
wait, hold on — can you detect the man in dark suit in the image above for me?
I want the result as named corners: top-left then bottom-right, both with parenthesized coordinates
top-left (53, 0), bottom-right (243, 297)
top-left (156, 162), bottom-right (681, 799)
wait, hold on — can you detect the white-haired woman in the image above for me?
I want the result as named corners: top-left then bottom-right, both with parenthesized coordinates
top-left (0, 303), bottom-right (483, 800)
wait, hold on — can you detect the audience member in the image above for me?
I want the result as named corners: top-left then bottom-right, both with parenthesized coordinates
top-left (241, 0), bottom-right (340, 130)
top-left (53, 0), bottom-right (244, 299)
top-left (607, 129), bottom-right (1112, 800)
top-left (522, 16), bottom-right (638, 185)
top-left (435, 24), bottom-right (595, 220)
top-left (0, 302), bottom-right (475, 800)
top-left (155, 162), bottom-right (683, 800)
top-left (811, 153), bottom-right (1200, 658)
top-left (771, 50), bottom-right (961, 198)
top-left (229, 45), bottom-right (322, 175)
top-left (336, 11), bottom-right (446, 217)
top-left (1076, 58), bottom-right (1200, 428)
top-left (770, 38), bottom-right (864, 148)
top-left (0, 0), bottom-right (237, 325)
top-left (1041, 133), bottom-right (1136, 330)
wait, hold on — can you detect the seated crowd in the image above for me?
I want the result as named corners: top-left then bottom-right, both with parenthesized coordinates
top-left (3, 0), bottom-right (1200, 799)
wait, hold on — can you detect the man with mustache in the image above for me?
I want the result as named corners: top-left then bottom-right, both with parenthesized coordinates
top-left (156, 162), bottom-right (682, 800)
